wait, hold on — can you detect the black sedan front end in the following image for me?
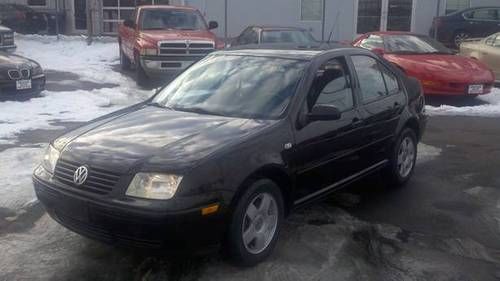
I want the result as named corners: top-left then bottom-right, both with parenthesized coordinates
top-left (0, 52), bottom-right (45, 99)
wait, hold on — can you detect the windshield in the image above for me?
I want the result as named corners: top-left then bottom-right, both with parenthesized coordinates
top-left (385, 35), bottom-right (452, 54)
top-left (140, 9), bottom-right (206, 30)
top-left (152, 55), bottom-right (308, 119)
top-left (261, 30), bottom-right (317, 44)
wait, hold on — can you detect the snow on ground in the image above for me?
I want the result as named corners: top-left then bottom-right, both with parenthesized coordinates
top-left (0, 35), bottom-right (151, 144)
top-left (0, 145), bottom-right (43, 211)
top-left (426, 88), bottom-right (500, 117)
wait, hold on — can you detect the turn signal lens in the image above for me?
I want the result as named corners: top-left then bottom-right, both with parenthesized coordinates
top-left (201, 204), bottom-right (219, 216)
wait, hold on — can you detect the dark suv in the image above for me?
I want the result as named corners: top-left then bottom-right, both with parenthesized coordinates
top-left (33, 45), bottom-right (426, 265)
top-left (430, 6), bottom-right (500, 48)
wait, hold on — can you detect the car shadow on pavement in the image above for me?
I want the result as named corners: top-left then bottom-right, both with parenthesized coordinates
top-left (425, 96), bottom-right (489, 107)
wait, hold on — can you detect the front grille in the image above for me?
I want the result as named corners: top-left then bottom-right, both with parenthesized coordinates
top-left (54, 159), bottom-right (120, 195)
top-left (7, 69), bottom-right (30, 80)
top-left (158, 40), bottom-right (214, 56)
top-left (0, 32), bottom-right (14, 47)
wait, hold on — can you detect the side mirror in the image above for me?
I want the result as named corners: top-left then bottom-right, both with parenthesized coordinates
top-left (307, 105), bottom-right (341, 122)
top-left (371, 48), bottom-right (385, 56)
top-left (208, 21), bottom-right (218, 30)
top-left (123, 19), bottom-right (135, 29)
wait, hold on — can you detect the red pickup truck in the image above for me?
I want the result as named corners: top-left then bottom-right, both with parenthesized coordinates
top-left (118, 5), bottom-right (222, 86)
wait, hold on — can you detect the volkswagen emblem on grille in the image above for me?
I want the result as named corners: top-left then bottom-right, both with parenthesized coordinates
top-left (73, 166), bottom-right (88, 185)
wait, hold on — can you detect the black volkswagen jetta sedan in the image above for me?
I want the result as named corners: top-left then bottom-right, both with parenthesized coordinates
top-left (33, 45), bottom-right (426, 265)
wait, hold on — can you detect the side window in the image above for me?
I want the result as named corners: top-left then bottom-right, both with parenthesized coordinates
top-left (236, 28), bottom-right (252, 44)
top-left (352, 56), bottom-right (394, 103)
top-left (359, 35), bottom-right (384, 50)
top-left (494, 36), bottom-right (500, 48)
top-left (485, 35), bottom-right (496, 46)
top-left (380, 64), bottom-right (400, 95)
top-left (308, 58), bottom-right (354, 112)
top-left (467, 9), bottom-right (497, 20)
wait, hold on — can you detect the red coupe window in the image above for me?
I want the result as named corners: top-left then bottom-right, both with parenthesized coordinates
top-left (384, 35), bottom-right (453, 55)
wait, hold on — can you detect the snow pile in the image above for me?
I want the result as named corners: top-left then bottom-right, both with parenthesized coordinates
top-left (0, 35), bottom-right (152, 144)
top-left (426, 88), bottom-right (500, 117)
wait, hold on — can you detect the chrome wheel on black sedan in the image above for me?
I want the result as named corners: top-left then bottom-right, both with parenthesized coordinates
top-left (242, 192), bottom-right (278, 254)
top-left (227, 179), bottom-right (284, 266)
top-left (386, 128), bottom-right (418, 186)
top-left (397, 136), bottom-right (416, 178)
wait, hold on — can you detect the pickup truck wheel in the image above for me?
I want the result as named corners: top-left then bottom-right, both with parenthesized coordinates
top-left (386, 128), bottom-right (417, 187)
top-left (226, 179), bottom-right (284, 266)
top-left (134, 56), bottom-right (149, 87)
top-left (119, 47), bottom-right (131, 70)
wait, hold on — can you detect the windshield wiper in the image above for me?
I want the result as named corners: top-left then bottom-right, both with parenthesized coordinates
top-left (173, 106), bottom-right (224, 116)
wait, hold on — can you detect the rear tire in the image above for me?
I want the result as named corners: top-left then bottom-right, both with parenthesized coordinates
top-left (453, 31), bottom-right (470, 48)
top-left (386, 128), bottom-right (418, 187)
top-left (226, 179), bottom-right (284, 266)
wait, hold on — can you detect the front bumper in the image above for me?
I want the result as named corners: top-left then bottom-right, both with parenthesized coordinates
top-left (33, 173), bottom-right (228, 251)
top-left (140, 55), bottom-right (200, 77)
top-left (0, 75), bottom-right (45, 99)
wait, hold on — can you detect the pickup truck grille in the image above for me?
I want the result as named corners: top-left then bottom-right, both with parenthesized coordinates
top-left (158, 40), bottom-right (214, 56)
top-left (54, 159), bottom-right (121, 195)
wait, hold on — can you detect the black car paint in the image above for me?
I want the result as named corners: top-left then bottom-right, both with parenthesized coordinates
top-left (0, 52), bottom-right (45, 99)
top-left (430, 6), bottom-right (500, 47)
top-left (33, 47), bottom-right (426, 250)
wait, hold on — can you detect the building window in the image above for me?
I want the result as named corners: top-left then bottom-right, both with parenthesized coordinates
top-left (301, 0), bottom-right (323, 21)
top-left (103, 0), bottom-right (169, 33)
top-left (27, 0), bottom-right (46, 6)
top-left (445, 0), bottom-right (470, 14)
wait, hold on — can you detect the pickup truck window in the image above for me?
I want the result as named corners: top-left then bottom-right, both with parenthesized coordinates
top-left (140, 9), bottom-right (207, 31)
top-left (152, 55), bottom-right (308, 119)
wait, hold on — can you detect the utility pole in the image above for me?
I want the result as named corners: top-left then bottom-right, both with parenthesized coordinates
top-left (224, 0), bottom-right (228, 47)
top-left (321, 0), bottom-right (326, 41)
top-left (55, 0), bottom-right (60, 40)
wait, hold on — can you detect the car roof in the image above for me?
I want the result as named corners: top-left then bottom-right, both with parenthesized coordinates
top-left (137, 5), bottom-right (198, 11)
top-left (446, 6), bottom-right (500, 16)
top-left (215, 43), bottom-right (360, 60)
top-left (364, 31), bottom-right (427, 36)
top-left (251, 26), bottom-right (308, 32)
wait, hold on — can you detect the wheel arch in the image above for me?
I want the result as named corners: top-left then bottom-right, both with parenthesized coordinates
top-left (229, 165), bottom-right (293, 217)
top-left (403, 117), bottom-right (421, 141)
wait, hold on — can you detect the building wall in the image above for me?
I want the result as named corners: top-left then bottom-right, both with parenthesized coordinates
top-left (177, 0), bottom-right (356, 41)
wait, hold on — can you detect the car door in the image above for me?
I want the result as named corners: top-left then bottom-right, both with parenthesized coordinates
top-left (349, 54), bottom-right (406, 168)
top-left (485, 35), bottom-right (500, 79)
top-left (291, 56), bottom-right (365, 203)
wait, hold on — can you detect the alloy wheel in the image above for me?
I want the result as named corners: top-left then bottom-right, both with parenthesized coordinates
top-left (397, 136), bottom-right (416, 178)
top-left (241, 192), bottom-right (278, 255)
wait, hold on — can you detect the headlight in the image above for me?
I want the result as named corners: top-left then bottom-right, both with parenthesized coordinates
top-left (140, 48), bottom-right (157, 56)
top-left (32, 65), bottom-right (43, 76)
top-left (42, 145), bottom-right (60, 174)
top-left (126, 173), bottom-right (183, 200)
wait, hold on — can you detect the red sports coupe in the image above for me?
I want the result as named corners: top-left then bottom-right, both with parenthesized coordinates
top-left (353, 32), bottom-right (495, 97)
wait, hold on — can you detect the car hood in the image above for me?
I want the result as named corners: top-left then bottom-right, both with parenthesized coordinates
top-left (58, 105), bottom-right (277, 173)
top-left (139, 29), bottom-right (216, 43)
top-left (385, 54), bottom-right (490, 73)
top-left (0, 53), bottom-right (37, 69)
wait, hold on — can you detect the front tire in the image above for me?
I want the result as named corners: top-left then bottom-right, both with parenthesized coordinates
top-left (134, 55), bottom-right (149, 87)
top-left (387, 128), bottom-right (418, 186)
top-left (119, 45), bottom-right (131, 70)
top-left (227, 179), bottom-right (284, 266)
